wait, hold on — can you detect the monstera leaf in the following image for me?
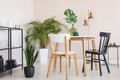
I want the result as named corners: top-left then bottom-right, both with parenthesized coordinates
top-left (64, 9), bottom-right (77, 25)
top-left (64, 9), bottom-right (79, 36)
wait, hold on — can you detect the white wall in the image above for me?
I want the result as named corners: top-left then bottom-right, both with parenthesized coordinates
top-left (0, 0), bottom-right (34, 26)
top-left (34, 0), bottom-right (120, 62)
top-left (0, 0), bottom-right (119, 64)
top-left (34, 0), bottom-right (120, 41)
top-left (0, 0), bottom-right (34, 64)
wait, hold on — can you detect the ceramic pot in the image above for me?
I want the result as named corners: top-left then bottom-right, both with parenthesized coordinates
top-left (24, 66), bottom-right (35, 78)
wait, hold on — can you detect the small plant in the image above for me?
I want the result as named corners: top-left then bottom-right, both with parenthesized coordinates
top-left (24, 38), bottom-right (39, 67)
top-left (64, 9), bottom-right (79, 36)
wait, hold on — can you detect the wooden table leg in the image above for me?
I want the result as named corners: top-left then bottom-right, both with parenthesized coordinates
top-left (69, 40), bottom-right (71, 68)
top-left (82, 38), bottom-right (86, 76)
top-left (65, 55), bottom-right (68, 80)
top-left (92, 39), bottom-right (98, 70)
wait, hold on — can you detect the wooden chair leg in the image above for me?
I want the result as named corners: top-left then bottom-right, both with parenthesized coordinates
top-left (103, 54), bottom-right (110, 73)
top-left (98, 55), bottom-right (102, 76)
top-left (54, 56), bottom-right (57, 72)
top-left (60, 56), bottom-right (62, 73)
top-left (74, 54), bottom-right (78, 75)
top-left (47, 55), bottom-right (54, 77)
top-left (65, 55), bottom-right (68, 80)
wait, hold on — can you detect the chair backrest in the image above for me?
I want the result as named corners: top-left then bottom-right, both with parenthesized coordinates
top-left (48, 33), bottom-right (70, 54)
top-left (98, 32), bottom-right (111, 54)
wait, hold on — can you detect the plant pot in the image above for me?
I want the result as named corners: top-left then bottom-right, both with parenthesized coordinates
top-left (39, 48), bottom-right (48, 64)
top-left (24, 66), bottom-right (35, 78)
top-left (73, 31), bottom-right (79, 36)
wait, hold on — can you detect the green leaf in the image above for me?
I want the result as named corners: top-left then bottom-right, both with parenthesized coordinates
top-left (27, 17), bottom-right (68, 48)
top-left (64, 9), bottom-right (77, 25)
top-left (64, 9), bottom-right (78, 35)
top-left (24, 39), bottom-right (39, 67)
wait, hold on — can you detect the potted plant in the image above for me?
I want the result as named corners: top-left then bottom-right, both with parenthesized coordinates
top-left (26, 17), bottom-right (67, 63)
top-left (64, 9), bottom-right (79, 36)
top-left (24, 38), bottom-right (39, 77)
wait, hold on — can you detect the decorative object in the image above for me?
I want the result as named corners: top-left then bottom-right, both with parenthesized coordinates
top-left (88, 10), bottom-right (94, 20)
top-left (26, 17), bottom-right (67, 64)
top-left (24, 38), bottom-right (39, 78)
top-left (0, 55), bottom-right (4, 71)
top-left (109, 42), bottom-right (117, 46)
top-left (73, 31), bottom-right (79, 36)
top-left (83, 10), bottom-right (94, 35)
top-left (64, 9), bottom-right (79, 36)
top-left (5, 59), bottom-right (17, 69)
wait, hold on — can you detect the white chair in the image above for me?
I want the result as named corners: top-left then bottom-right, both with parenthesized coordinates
top-left (47, 33), bottom-right (78, 80)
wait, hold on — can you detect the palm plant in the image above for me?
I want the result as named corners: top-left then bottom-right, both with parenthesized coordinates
top-left (27, 17), bottom-right (67, 48)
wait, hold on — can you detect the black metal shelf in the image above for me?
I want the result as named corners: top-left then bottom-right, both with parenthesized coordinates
top-left (0, 48), bottom-right (9, 51)
top-left (0, 47), bottom-right (22, 51)
top-left (0, 26), bottom-right (22, 30)
top-left (0, 26), bottom-right (23, 74)
top-left (0, 64), bottom-right (22, 73)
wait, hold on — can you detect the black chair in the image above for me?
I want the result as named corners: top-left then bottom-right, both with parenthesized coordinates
top-left (82, 32), bottom-right (110, 76)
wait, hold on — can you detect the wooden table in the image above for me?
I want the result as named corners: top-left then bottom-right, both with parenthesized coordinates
top-left (69, 36), bottom-right (98, 76)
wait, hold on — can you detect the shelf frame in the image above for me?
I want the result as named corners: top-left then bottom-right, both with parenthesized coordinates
top-left (0, 26), bottom-right (23, 74)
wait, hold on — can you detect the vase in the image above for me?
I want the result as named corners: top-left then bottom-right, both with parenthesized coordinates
top-left (73, 31), bottom-right (79, 36)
